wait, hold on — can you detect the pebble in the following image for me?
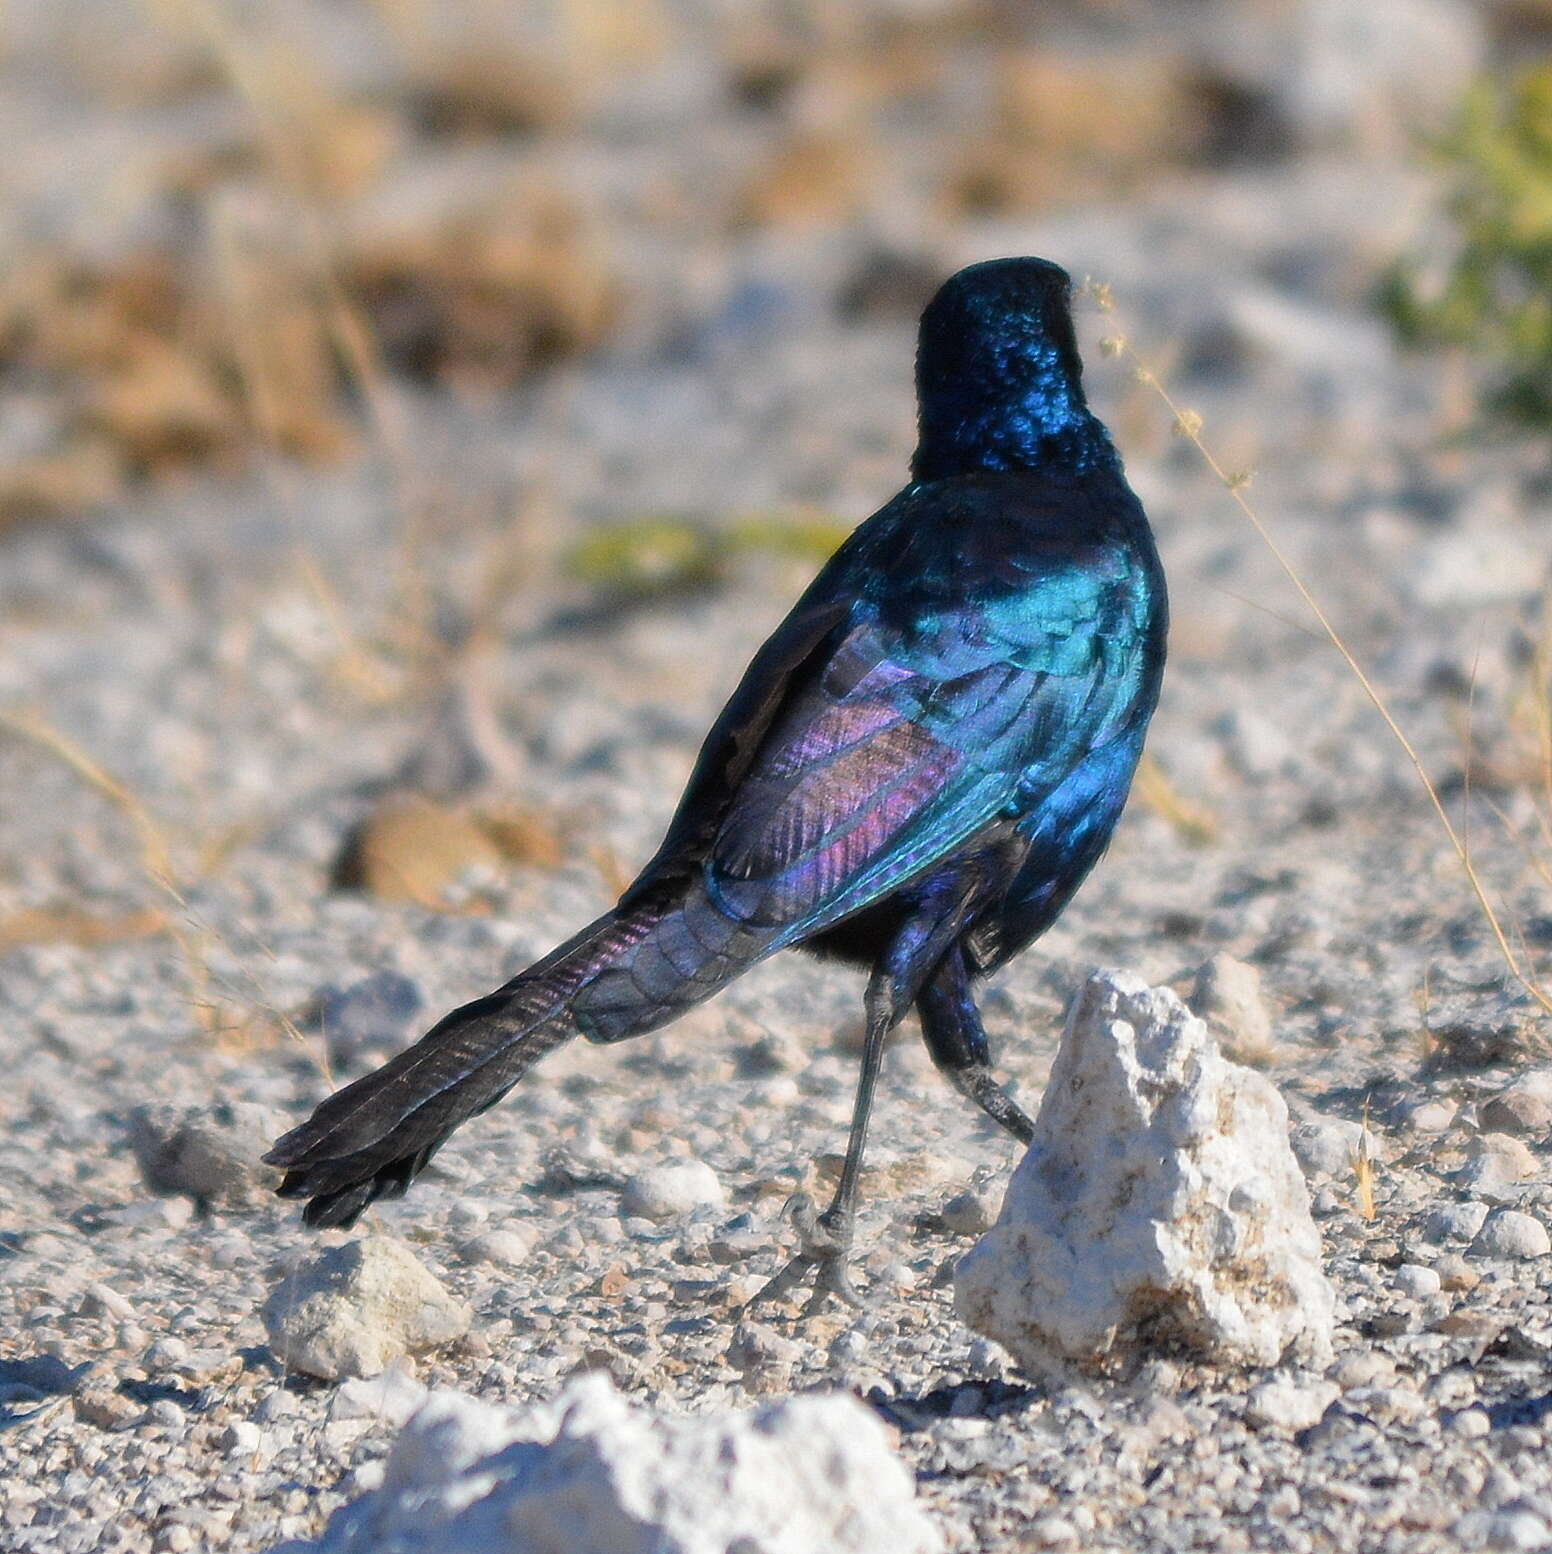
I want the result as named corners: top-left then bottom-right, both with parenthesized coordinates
top-left (127, 1101), bottom-right (278, 1208)
top-left (254, 1389), bottom-right (301, 1424)
top-left (144, 1337), bottom-right (190, 1373)
top-left (1400, 1098), bottom-right (1458, 1134)
top-left (73, 1386), bottom-right (141, 1429)
top-left (1191, 952), bottom-right (1275, 1062)
top-left (1244, 1377), bottom-right (1337, 1432)
top-left (1290, 1118), bottom-right (1362, 1180)
top-left (221, 1421), bottom-right (263, 1456)
top-left (1471, 1210), bottom-right (1551, 1261)
top-left (1457, 1134), bottom-right (1540, 1192)
top-left (1394, 1263), bottom-right (1442, 1299)
top-left (619, 1161), bottom-right (726, 1222)
top-left (1027, 1516), bottom-right (1080, 1549)
top-left (314, 971), bottom-right (425, 1069)
top-left (455, 1228), bottom-right (535, 1268)
top-left (726, 1319), bottom-right (804, 1376)
top-left (1480, 1075), bottom-right (1552, 1137)
top-left (80, 1284), bottom-right (136, 1323)
top-left (939, 1186), bottom-right (998, 1236)
top-left (329, 1369), bottom-right (430, 1426)
top-left (262, 1237), bottom-right (472, 1380)
top-left (1433, 1252), bottom-right (1481, 1291)
top-left (1423, 1200), bottom-right (1491, 1245)
top-left (1451, 1409), bottom-right (1492, 1439)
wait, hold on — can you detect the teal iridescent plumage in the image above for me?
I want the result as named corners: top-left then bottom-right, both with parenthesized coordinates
top-left (267, 257), bottom-right (1168, 1306)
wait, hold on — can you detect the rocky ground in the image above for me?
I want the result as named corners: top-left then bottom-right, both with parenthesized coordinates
top-left (5, 2), bottom-right (1552, 1551)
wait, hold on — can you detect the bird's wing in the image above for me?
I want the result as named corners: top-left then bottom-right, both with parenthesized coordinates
top-left (621, 592), bottom-right (855, 902)
top-left (703, 539), bottom-right (1154, 945)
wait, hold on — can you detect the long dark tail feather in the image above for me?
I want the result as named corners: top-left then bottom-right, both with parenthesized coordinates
top-left (264, 886), bottom-right (771, 1229)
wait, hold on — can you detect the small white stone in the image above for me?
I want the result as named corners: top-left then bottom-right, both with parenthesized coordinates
top-left (1245, 1377), bottom-right (1337, 1432)
top-left (940, 1187), bottom-right (998, 1236)
top-left (1489, 1511), bottom-right (1552, 1551)
top-left (220, 1420), bottom-right (262, 1456)
top-left (330, 1368), bottom-right (429, 1426)
top-left (1400, 1098), bottom-right (1457, 1134)
top-left (1290, 1118), bottom-right (1362, 1180)
top-left (1422, 1200), bottom-right (1491, 1245)
top-left (1393, 1263), bottom-right (1442, 1299)
top-left (1191, 953), bottom-right (1275, 1062)
top-left (262, 1237), bottom-right (471, 1380)
top-left (1451, 1408), bottom-right (1491, 1439)
top-left (1470, 1209), bottom-right (1551, 1261)
top-left (1027, 1516), bottom-right (1079, 1549)
top-left (1480, 1073), bottom-right (1552, 1136)
top-left (619, 1160), bottom-right (726, 1222)
top-left (455, 1227), bottom-right (534, 1268)
top-left (144, 1337), bottom-right (190, 1373)
top-left (1456, 1133), bottom-right (1540, 1192)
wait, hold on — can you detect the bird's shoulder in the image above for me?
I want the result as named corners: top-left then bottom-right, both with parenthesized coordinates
top-left (808, 468), bottom-right (1161, 666)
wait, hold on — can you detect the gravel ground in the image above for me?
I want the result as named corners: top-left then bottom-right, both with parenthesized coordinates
top-left (6, 10), bottom-right (1552, 1549)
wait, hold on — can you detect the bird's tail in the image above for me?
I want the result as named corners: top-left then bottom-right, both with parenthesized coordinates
top-left (264, 884), bottom-right (772, 1228)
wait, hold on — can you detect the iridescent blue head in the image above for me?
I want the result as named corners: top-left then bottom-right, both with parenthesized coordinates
top-left (911, 257), bottom-right (1115, 483)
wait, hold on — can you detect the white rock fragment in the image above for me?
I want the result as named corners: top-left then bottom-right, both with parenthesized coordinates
top-left (1398, 1097), bottom-right (1457, 1135)
top-left (129, 1101), bottom-right (279, 1208)
top-left (1191, 953), bottom-right (1275, 1063)
top-left (1422, 1200), bottom-right (1490, 1245)
top-left (295, 1372), bottom-right (942, 1554)
top-left (221, 1420), bottom-right (264, 1457)
top-left (455, 1227), bottom-right (534, 1268)
top-left (1470, 1209), bottom-right (1551, 1262)
top-left (1244, 1376), bottom-right (1337, 1433)
top-left (1393, 1263), bottom-right (1441, 1299)
top-left (329, 1368), bottom-right (430, 1426)
top-left (262, 1238), bottom-right (471, 1380)
top-left (1480, 1071), bottom-right (1552, 1137)
top-left (1290, 1117), bottom-right (1362, 1181)
top-left (940, 1186), bottom-right (999, 1236)
top-left (1455, 1133), bottom-right (1540, 1194)
top-left (619, 1159), bottom-right (726, 1222)
top-left (955, 969), bottom-right (1336, 1377)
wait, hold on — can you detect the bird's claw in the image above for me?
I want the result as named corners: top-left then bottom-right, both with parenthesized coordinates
top-left (745, 1194), bottom-right (865, 1315)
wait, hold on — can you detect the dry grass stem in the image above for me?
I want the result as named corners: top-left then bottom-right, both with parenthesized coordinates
top-left (1086, 280), bottom-right (1552, 1033)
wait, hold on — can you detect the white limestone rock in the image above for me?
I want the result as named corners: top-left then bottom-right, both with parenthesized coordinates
top-left (955, 969), bottom-right (1335, 1378)
top-left (262, 1238), bottom-right (471, 1380)
top-left (290, 1372), bottom-right (942, 1554)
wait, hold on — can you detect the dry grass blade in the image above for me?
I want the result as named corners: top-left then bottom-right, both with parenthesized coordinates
top-left (1086, 281), bottom-right (1552, 1035)
top-left (1354, 1113), bottom-right (1377, 1223)
top-left (1133, 752), bottom-right (1219, 845)
top-left (160, 0), bottom-right (436, 655)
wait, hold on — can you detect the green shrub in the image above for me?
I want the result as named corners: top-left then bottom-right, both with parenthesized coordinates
top-left (1382, 65), bottom-right (1552, 434)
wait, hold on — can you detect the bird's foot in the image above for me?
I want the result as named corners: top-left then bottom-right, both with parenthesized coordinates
top-left (745, 1194), bottom-right (864, 1316)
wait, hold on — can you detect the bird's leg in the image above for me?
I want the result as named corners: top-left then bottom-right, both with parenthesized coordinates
top-left (749, 968), bottom-right (901, 1314)
top-left (750, 892), bottom-right (980, 1315)
top-left (917, 945), bottom-right (1035, 1145)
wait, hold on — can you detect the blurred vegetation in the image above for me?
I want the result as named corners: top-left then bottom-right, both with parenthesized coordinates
top-left (0, 0), bottom-right (1225, 532)
top-left (1382, 64), bottom-right (1552, 436)
top-left (567, 512), bottom-right (851, 602)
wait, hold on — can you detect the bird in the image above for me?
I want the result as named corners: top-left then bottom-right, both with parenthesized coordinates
top-left (266, 256), bottom-right (1168, 1310)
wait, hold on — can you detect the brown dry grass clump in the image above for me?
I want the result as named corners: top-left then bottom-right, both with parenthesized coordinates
top-left (949, 51), bottom-right (1208, 215)
top-left (345, 181), bottom-right (618, 389)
